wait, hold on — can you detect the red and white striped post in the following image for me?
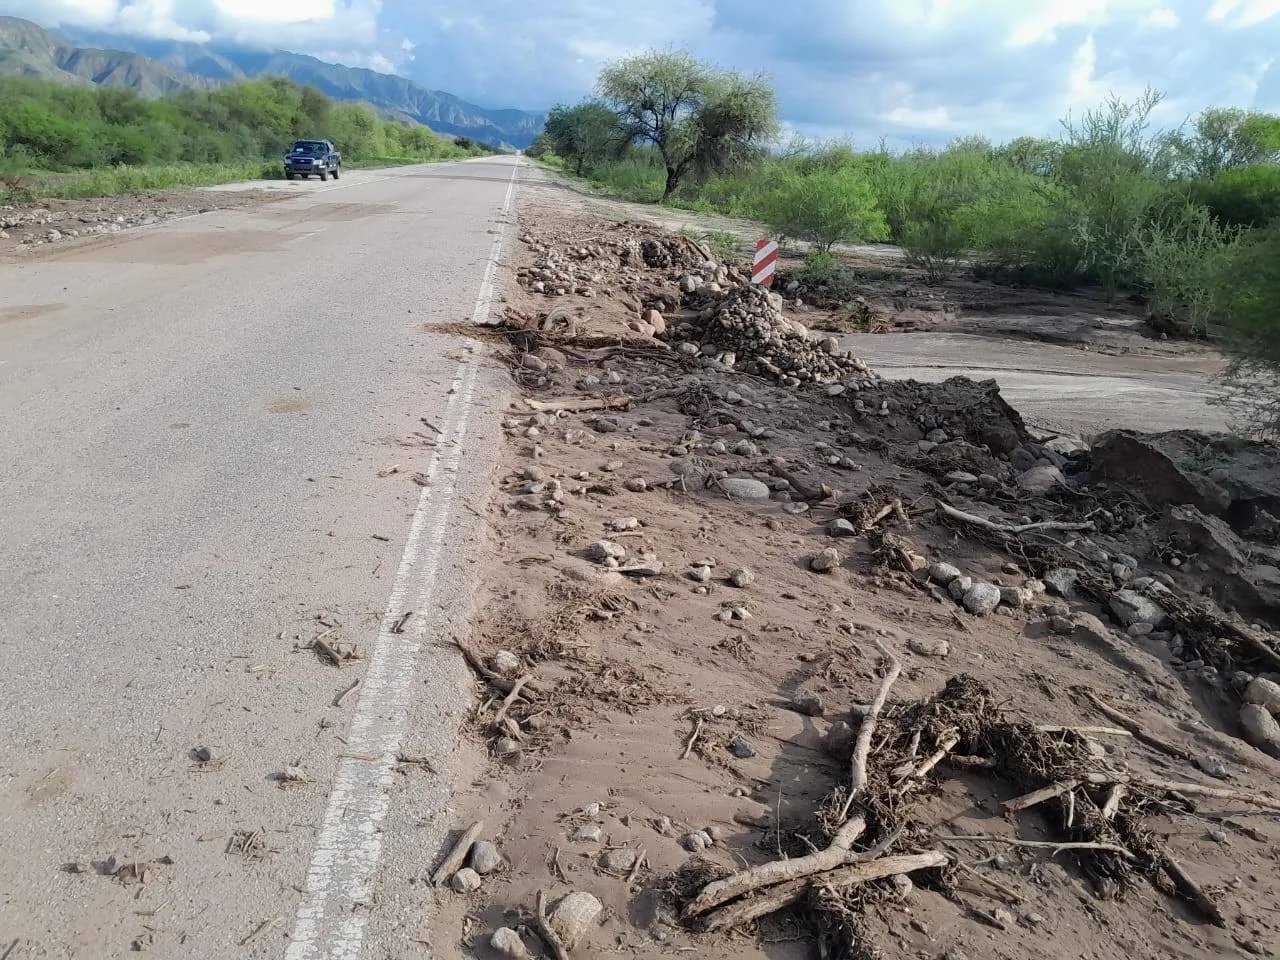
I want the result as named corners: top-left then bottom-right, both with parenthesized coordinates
top-left (752, 238), bottom-right (778, 286)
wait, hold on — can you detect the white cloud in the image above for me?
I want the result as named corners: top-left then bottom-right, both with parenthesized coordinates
top-left (1208, 0), bottom-right (1280, 26)
top-left (1141, 7), bottom-right (1181, 27)
top-left (3, 0), bottom-right (1280, 139)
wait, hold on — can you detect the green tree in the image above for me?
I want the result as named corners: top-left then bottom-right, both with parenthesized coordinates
top-left (596, 49), bottom-right (778, 198)
top-left (543, 99), bottom-right (621, 174)
top-left (758, 167), bottom-right (888, 252)
top-left (1170, 107), bottom-right (1280, 178)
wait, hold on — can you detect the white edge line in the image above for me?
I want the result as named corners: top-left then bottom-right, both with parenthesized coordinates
top-left (282, 155), bottom-right (519, 960)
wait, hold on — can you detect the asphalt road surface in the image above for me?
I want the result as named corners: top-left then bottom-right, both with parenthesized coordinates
top-left (0, 157), bottom-right (525, 959)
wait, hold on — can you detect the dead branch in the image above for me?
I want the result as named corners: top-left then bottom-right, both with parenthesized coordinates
top-left (523, 395), bottom-right (631, 413)
top-left (1102, 784), bottom-right (1125, 821)
top-left (1037, 725), bottom-right (1133, 738)
top-left (700, 851), bottom-right (948, 932)
top-left (1082, 691), bottom-right (1196, 764)
top-left (684, 815), bottom-right (869, 918)
top-left (1001, 780), bottom-right (1080, 813)
top-left (838, 638), bottom-right (902, 821)
top-left (937, 835), bottom-right (1136, 861)
top-left (1161, 851), bottom-right (1226, 926)
top-left (333, 678), bottom-right (361, 708)
top-left (626, 848), bottom-right (647, 891)
top-left (937, 501), bottom-right (1095, 535)
top-left (952, 860), bottom-right (1026, 903)
top-left (534, 889), bottom-right (571, 960)
top-left (680, 718), bottom-right (704, 760)
top-left (430, 821), bottom-right (484, 886)
top-left (901, 730), bottom-right (960, 784)
top-left (1144, 779), bottom-right (1280, 811)
top-left (492, 675), bottom-right (533, 728)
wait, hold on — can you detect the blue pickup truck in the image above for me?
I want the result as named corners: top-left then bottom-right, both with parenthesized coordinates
top-left (283, 140), bottom-right (342, 181)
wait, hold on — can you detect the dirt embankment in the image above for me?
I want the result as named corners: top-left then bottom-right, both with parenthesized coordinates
top-left (421, 198), bottom-right (1280, 960)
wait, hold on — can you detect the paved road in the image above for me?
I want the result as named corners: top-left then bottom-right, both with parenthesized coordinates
top-left (841, 331), bottom-right (1229, 436)
top-left (0, 157), bottom-right (521, 959)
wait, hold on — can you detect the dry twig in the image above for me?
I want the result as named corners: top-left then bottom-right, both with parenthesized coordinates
top-left (431, 822), bottom-right (484, 886)
top-left (534, 889), bottom-right (571, 960)
top-left (938, 501), bottom-right (1095, 535)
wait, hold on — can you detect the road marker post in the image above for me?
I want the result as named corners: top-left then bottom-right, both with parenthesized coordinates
top-left (752, 238), bottom-right (778, 286)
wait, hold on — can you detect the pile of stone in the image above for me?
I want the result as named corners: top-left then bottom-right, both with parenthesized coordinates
top-left (673, 283), bottom-right (877, 387)
top-left (516, 238), bottom-right (610, 298)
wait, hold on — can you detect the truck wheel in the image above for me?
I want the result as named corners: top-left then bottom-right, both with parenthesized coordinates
top-left (332, 166), bottom-right (340, 180)
top-left (285, 172), bottom-right (294, 180)
top-left (319, 169), bottom-right (328, 181)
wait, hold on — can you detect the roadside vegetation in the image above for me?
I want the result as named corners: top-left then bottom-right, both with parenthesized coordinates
top-left (530, 51), bottom-right (1280, 437)
top-left (0, 75), bottom-right (500, 201)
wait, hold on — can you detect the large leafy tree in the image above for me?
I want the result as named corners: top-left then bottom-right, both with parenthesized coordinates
top-left (597, 50), bottom-right (778, 198)
top-left (543, 99), bottom-right (621, 175)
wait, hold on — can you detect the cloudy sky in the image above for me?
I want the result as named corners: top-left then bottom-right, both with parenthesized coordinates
top-left (4, 0), bottom-right (1280, 143)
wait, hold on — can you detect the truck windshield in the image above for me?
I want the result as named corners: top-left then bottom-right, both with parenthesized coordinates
top-left (291, 142), bottom-right (326, 156)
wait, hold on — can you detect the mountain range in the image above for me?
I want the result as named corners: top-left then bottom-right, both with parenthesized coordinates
top-left (0, 16), bottom-right (545, 148)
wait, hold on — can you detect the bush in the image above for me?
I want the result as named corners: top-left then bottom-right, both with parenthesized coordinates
top-left (758, 167), bottom-right (889, 252)
top-left (1213, 222), bottom-right (1280, 437)
top-left (1134, 203), bottom-right (1239, 336)
top-left (1190, 164), bottom-right (1280, 228)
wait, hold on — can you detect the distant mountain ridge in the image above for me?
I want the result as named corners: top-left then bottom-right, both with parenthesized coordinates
top-left (0, 17), bottom-right (544, 147)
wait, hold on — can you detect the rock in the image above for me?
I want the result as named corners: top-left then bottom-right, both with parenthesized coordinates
top-left (999, 585), bottom-right (1027, 609)
top-left (791, 692), bottom-right (824, 716)
top-left (963, 583), bottom-right (1002, 616)
top-left (907, 637), bottom-right (950, 657)
top-left (600, 848), bottom-right (638, 872)
top-left (1240, 704), bottom-right (1280, 756)
top-left (549, 891), bottom-right (603, 950)
top-left (1196, 755), bottom-right (1228, 779)
top-left (493, 738), bottom-right (521, 758)
top-left (520, 354), bottom-right (549, 373)
top-left (1042, 567), bottom-right (1079, 597)
top-left (948, 576), bottom-right (974, 601)
top-left (1017, 465), bottom-right (1066, 494)
top-left (607, 517), bottom-right (641, 532)
top-left (583, 540), bottom-right (626, 563)
top-left (926, 429), bottom-right (949, 444)
top-left (716, 477), bottom-right (771, 500)
top-left (1045, 436), bottom-right (1089, 456)
top-left (823, 721), bottom-right (857, 760)
top-left (945, 471), bottom-right (979, 484)
top-left (450, 868), bottom-right (482, 893)
top-left (624, 478), bottom-right (647, 492)
top-left (490, 927), bottom-right (529, 959)
top-left (810, 548), bottom-right (841, 573)
top-left (1092, 429), bottom-right (1280, 520)
top-left (728, 567), bottom-right (755, 588)
top-left (827, 519), bottom-right (858, 537)
top-left (618, 560), bottom-right (664, 578)
top-left (689, 565), bottom-right (713, 583)
top-left (928, 562), bottom-right (962, 584)
top-left (1244, 677), bottom-right (1280, 713)
top-left (729, 738), bottom-right (756, 759)
top-left (488, 650), bottom-right (522, 676)
top-left (1050, 615), bottom-right (1075, 635)
top-left (571, 825), bottom-right (602, 842)
top-left (469, 841), bottom-right (504, 876)
top-left (681, 831), bottom-right (712, 852)
top-left (1109, 590), bottom-right (1169, 628)
top-left (644, 309), bottom-right (666, 335)
top-left (193, 746), bottom-right (214, 763)
top-left (781, 502), bottom-right (810, 515)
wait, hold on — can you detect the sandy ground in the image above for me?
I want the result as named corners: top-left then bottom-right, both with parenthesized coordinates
top-left (416, 175), bottom-right (1280, 960)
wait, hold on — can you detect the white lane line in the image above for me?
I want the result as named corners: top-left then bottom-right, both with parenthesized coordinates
top-left (283, 157), bottom-right (520, 960)
top-left (472, 159), bottom-right (521, 327)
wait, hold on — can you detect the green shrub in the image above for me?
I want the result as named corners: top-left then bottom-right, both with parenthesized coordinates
top-left (1190, 164), bottom-right (1280, 228)
top-left (757, 167), bottom-right (888, 252)
top-left (1135, 202), bottom-right (1240, 336)
top-left (1212, 222), bottom-right (1280, 437)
